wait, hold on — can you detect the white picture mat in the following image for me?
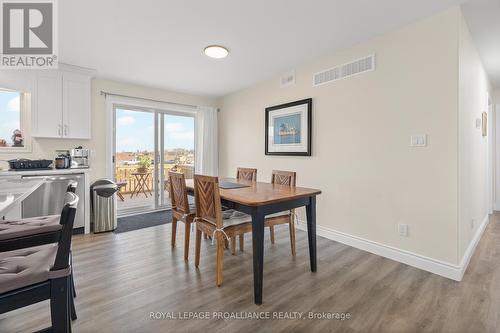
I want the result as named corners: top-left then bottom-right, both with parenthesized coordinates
top-left (267, 104), bottom-right (308, 153)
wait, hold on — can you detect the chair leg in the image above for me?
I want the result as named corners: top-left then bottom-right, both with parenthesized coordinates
top-left (289, 218), bottom-right (296, 256)
top-left (239, 234), bottom-right (244, 252)
top-left (225, 238), bottom-right (229, 249)
top-left (69, 253), bottom-right (76, 298)
top-left (70, 273), bottom-right (77, 321)
top-left (230, 236), bottom-right (236, 255)
top-left (269, 225), bottom-right (275, 244)
top-left (50, 277), bottom-right (70, 333)
top-left (195, 229), bottom-right (202, 267)
top-left (184, 221), bottom-right (191, 261)
top-left (70, 292), bottom-right (77, 321)
top-left (171, 217), bottom-right (177, 247)
top-left (204, 233), bottom-right (208, 240)
top-left (216, 234), bottom-right (225, 286)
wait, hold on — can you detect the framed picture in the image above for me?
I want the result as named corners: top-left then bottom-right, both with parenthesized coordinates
top-left (265, 98), bottom-right (312, 156)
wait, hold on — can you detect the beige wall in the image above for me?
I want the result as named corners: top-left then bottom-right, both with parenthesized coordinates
top-left (0, 78), bottom-right (218, 182)
top-left (457, 12), bottom-right (492, 260)
top-left (219, 8), bottom-right (460, 264)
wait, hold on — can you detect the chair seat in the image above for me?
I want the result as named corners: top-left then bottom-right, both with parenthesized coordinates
top-left (0, 215), bottom-right (61, 241)
top-left (265, 211), bottom-right (291, 219)
top-left (222, 210), bottom-right (252, 227)
top-left (0, 244), bottom-right (70, 294)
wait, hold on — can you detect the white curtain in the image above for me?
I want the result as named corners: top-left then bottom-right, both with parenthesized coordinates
top-left (195, 106), bottom-right (218, 176)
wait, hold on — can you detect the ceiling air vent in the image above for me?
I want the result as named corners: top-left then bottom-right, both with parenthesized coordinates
top-left (280, 70), bottom-right (296, 87)
top-left (313, 54), bottom-right (375, 87)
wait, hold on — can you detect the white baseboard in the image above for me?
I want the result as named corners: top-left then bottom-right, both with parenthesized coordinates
top-left (457, 214), bottom-right (490, 279)
top-left (296, 214), bottom-right (489, 281)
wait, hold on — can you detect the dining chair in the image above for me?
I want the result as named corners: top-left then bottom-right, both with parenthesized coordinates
top-left (0, 181), bottom-right (79, 320)
top-left (232, 167), bottom-right (257, 252)
top-left (266, 170), bottom-right (297, 256)
top-left (235, 170), bottom-right (297, 256)
top-left (168, 171), bottom-right (196, 261)
top-left (0, 192), bottom-right (79, 333)
top-left (193, 175), bottom-right (253, 286)
top-left (236, 167), bottom-right (257, 182)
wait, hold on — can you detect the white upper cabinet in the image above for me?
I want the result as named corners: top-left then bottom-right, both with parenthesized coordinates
top-left (62, 72), bottom-right (91, 139)
top-left (33, 65), bottom-right (93, 139)
top-left (34, 71), bottom-right (63, 138)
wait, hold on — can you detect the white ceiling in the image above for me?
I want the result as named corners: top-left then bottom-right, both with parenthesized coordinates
top-left (60, 0), bottom-right (471, 97)
top-left (462, 0), bottom-right (500, 89)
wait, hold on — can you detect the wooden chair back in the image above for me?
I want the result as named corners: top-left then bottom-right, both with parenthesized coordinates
top-left (168, 171), bottom-right (190, 214)
top-left (193, 175), bottom-right (223, 229)
top-left (271, 170), bottom-right (296, 187)
top-left (236, 168), bottom-right (257, 182)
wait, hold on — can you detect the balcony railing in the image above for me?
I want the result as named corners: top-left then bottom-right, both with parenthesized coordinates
top-left (115, 164), bottom-right (194, 194)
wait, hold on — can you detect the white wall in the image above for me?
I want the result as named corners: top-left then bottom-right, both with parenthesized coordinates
top-left (0, 78), bottom-right (218, 182)
top-left (219, 8), bottom-right (461, 265)
top-left (458, 12), bottom-right (492, 261)
top-left (495, 90), bottom-right (500, 104)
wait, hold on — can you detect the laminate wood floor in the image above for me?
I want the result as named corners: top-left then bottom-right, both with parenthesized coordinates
top-left (2, 213), bottom-right (500, 333)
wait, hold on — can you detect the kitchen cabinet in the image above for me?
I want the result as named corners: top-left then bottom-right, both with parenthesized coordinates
top-left (33, 66), bottom-right (93, 139)
top-left (62, 72), bottom-right (91, 139)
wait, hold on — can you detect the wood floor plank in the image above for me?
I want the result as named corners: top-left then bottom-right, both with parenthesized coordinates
top-left (2, 213), bottom-right (500, 332)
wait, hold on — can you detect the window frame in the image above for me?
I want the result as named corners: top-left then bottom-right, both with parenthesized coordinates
top-left (0, 90), bottom-right (32, 153)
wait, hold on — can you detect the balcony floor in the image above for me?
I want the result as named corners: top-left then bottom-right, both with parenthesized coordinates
top-left (117, 191), bottom-right (171, 216)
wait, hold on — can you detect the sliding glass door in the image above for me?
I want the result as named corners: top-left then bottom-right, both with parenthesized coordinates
top-left (113, 106), bottom-right (195, 216)
top-left (158, 114), bottom-right (195, 207)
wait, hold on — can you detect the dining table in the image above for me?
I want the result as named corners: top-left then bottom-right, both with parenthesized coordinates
top-left (185, 178), bottom-right (321, 305)
top-left (0, 178), bottom-right (46, 217)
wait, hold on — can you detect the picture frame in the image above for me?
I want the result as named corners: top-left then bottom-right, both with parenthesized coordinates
top-left (265, 98), bottom-right (312, 156)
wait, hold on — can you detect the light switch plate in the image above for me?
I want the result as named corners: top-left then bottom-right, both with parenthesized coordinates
top-left (410, 134), bottom-right (427, 147)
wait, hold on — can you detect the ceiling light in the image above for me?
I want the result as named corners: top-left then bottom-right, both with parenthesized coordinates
top-left (204, 45), bottom-right (229, 59)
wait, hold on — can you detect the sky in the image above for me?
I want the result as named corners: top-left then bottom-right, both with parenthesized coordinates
top-left (0, 91), bottom-right (21, 146)
top-left (115, 108), bottom-right (194, 152)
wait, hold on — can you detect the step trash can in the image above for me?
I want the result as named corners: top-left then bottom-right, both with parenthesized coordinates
top-left (91, 179), bottom-right (119, 233)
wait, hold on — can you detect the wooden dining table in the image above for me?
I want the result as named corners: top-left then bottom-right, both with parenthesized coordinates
top-left (185, 178), bottom-right (321, 305)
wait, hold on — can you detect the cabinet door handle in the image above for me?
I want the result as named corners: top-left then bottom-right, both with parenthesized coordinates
top-left (64, 125), bottom-right (68, 136)
top-left (58, 124), bottom-right (62, 136)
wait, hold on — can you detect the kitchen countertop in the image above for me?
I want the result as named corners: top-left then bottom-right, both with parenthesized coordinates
top-left (0, 168), bottom-right (92, 177)
top-left (0, 178), bottom-right (45, 215)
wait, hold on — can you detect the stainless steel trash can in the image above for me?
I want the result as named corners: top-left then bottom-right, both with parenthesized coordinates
top-left (91, 179), bottom-right (119, 233)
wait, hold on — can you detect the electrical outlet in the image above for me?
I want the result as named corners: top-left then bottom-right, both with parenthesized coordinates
top-left (398, 224), bottom-right (409, 237)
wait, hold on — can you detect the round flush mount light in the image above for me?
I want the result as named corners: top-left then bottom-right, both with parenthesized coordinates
top-left (204, 45), bottom-right (229, 59)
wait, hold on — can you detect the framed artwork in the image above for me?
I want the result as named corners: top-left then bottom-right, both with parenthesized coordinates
top-left (265, 98), bottom-right (312, 156)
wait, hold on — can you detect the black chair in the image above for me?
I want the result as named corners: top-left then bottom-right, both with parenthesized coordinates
top-left (0, 192), bottom-right (78, 333)
top-left (0, 181), bottom-right (79, 321)
top-left (0, 181), bottom-right (77, 252)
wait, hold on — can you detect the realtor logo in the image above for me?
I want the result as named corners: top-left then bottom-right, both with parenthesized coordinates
top-left (0, 0), bottom-right (57, 68)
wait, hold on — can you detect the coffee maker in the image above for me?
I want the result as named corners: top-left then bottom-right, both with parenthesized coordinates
top-left (69, 147), bottom-right (90, 168)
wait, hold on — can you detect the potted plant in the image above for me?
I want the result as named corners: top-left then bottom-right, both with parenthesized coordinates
top-left (137, 155), bottom-right (151, 173)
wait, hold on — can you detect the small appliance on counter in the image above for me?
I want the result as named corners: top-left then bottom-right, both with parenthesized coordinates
top-left (55, 150), bottom-right (71, 169)
top-left (70, 146), bottom-right (90, 168)
top-left (8, 159), bottom-right (53, 171)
